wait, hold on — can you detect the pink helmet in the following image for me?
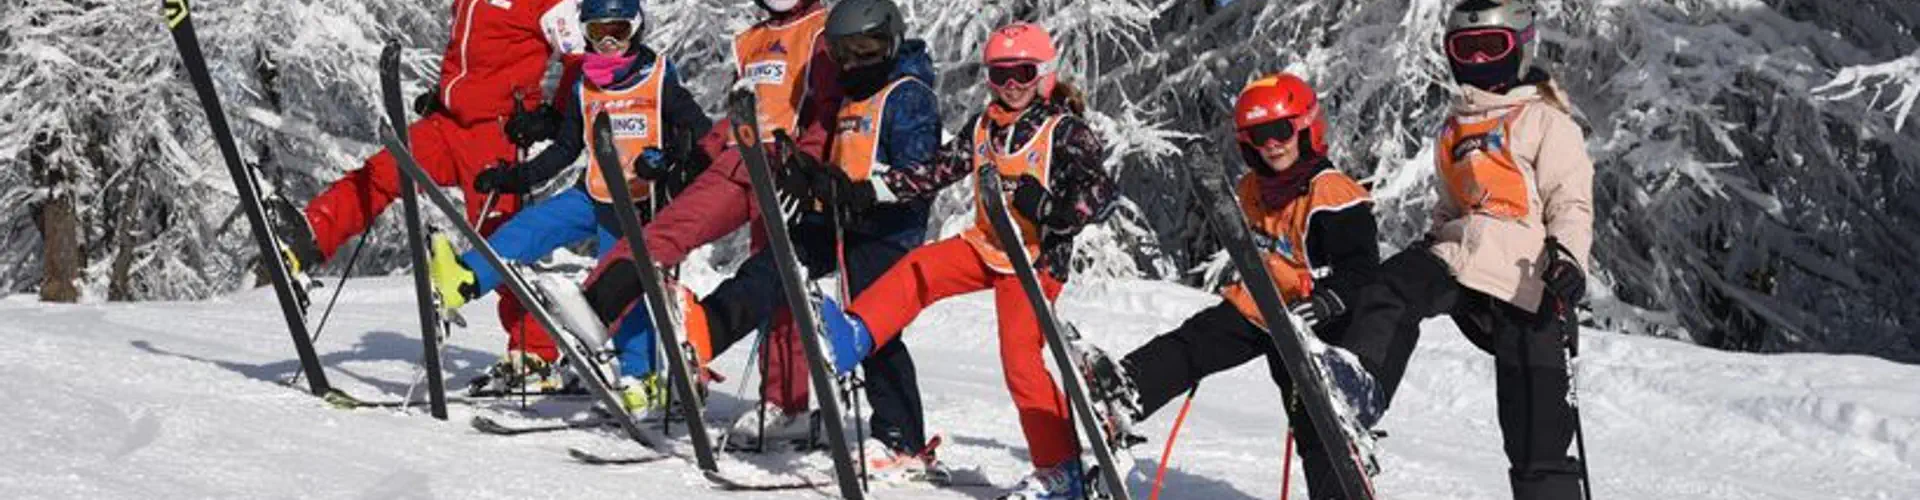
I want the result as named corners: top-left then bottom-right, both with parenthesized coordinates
top-left (982, 23), bottom-right (1058, 98)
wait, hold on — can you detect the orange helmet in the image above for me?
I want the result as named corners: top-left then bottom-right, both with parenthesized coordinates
top-left (1234, 73), bottom-right (1328, 170)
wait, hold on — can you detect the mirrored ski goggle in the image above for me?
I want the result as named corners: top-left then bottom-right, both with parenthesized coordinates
top-left (585, 19), bottom-right (636, 46)
top-left (986, 62), bottom-right (1044, 87)
top-left (1237, 119), bottom-right (1299, 149)
top-left (1446, 28), bottom-right (1519, 64)
top-left (829, 32), bottom-right (894, 69)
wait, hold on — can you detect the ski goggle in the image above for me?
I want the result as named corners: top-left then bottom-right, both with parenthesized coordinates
top-left (829, 32), bottom-right (894, 69)
top-left (585, 19), bottom-right (636, 47)
top-left (1237, 119), bottom-right (1298, 149)
top-left (1446, 28), bottom-right (1519, 64)
top-left (986, 62), bottom-right (1043, 88)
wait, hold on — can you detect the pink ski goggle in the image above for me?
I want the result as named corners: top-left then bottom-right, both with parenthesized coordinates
top-left (1446, 28), bottom-right (1527, 64)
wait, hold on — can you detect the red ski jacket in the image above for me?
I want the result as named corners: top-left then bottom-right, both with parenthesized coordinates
top-left (435, 0), bottom-right (586, 127)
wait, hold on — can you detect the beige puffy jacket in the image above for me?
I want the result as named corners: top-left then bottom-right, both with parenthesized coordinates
top-left (1426, 80), bottom-right (1595, 313)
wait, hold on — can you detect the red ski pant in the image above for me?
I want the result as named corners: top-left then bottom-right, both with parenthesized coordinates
top-left (847, 238), bottom-right (1076, 468)
top-left (303, 113), bottom-right (555, 359)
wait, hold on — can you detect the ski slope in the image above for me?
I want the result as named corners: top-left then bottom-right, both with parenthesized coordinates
top-left (0, 276), bottom-right (1914, 499)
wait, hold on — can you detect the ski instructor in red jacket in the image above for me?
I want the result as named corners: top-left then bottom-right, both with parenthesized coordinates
top-left (269, 0), bottom-right (586, 355)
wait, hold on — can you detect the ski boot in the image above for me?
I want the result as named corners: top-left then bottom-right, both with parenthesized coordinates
top-left (466, 350), bottom-right (563, 396)
top-left (861, 438), bottom-right (933, 483)
top-left (534, 274), bottom-right (625, 384)
top-left (1065, 325), bottom-right (1147, 450)
top-left (264, 196), bottom-right (324, 274)
top-left (619, 373), bottom-right (669, 419)
top-left (814, 291), bottom-right (873, 376)
top-left (999, 459), bottom-right (1085, 500)
top-left (427, 234), bottom-right (479, 315)
top-left (723, 402), bottom-right (821, 452)
top-left (1317, 344), bottom-right (1383, 429)
top-left (1311, 342), bottom-right (1386, 476)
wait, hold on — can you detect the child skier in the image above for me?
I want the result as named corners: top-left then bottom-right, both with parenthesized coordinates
top-left (568, 0), bottom-right (939, 465)
top-left (421, 0), bottom-right (712, 405)
top-left (1079, 73), bottom-right (1387, 499)
top-left (1336, 1), bottom-right (1595, 498)
top-left (814, 23), bottom-right (1119, 499)
top-left (264, 0), bottom-right (585, 383)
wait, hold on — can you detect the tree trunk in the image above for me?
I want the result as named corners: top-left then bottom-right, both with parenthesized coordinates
top-left (108, 178), bottom-right (145, 301)
top-left (34, 194), bottom-right (81, 303)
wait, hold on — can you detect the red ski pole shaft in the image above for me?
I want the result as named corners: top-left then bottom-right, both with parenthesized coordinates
top-left (1150, 387), bottom-right (1200, 500)
top-left (1280, 430), bottom-right (1296, 500)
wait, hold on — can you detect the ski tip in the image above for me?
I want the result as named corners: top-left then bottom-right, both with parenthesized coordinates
top-left (320, 388), bottom-right (364, 409)
top-left (379, 43), bottom-right (401, 70)
top-left (161, 0), bottom-right (188, 28)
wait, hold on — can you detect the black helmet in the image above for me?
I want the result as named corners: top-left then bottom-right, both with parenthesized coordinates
top-left (825, 0), bottom-right (905, 64)
top-left (1444, 0), bottom-right (1538, 91)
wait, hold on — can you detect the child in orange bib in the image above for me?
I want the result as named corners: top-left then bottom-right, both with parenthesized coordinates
top-left (814, 23), bottom-right (1120, 499)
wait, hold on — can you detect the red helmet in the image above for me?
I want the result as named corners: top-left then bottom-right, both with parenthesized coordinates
top-left (983, 23), bottom-right (1058, 98)
top-left (1234, 73), bottom-right (1328, 161)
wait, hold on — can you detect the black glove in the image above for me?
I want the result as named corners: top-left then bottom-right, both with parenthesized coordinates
top-left (1542, 237), bottom-right (1586, 307)
top-left (413, 88), bottom-right (442, 117)
top-left (777, 152), bottom-right (819, 203)
top-left (633, 147), bottom-right (673, 181)
top-left (472, 162), bottom-right (529, 194)
top-left (769, 130), bottom-right (814, 199)
top-left (504, 103), bottom-right (560, 149)
top-left (816, 167), bottom-right (876, 215)
top-left (633, 147), bottom-right (700, 201)
top-left (1288, 288), bottom-right (1347, 329)
top-left (1009, 175), bottom-right (1051, 224)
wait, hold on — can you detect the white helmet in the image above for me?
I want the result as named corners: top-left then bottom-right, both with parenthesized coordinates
top-left (1444, 0), bottom-right (1539, 91)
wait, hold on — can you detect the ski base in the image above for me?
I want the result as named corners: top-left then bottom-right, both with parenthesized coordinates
top-left (321, 388), bottom-right (593, 410)
top-left (471, 415), bottom-right (614, 436)
top-left (466, 385), bottom-right (592, 399)
top-left (704, 470), bottom-right (827, 491)
top-left (567, 447), bottom-right (673, 466)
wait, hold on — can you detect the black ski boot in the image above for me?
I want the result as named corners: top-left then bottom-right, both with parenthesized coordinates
top-left (1066, 325), bottom-right (1146, 450)
top-left (264, 195), bottom-right (324, 274)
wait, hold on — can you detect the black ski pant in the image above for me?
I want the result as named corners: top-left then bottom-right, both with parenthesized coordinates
top-left (700, 221), bottom-right (927, 453)
top-left (1122, 300), bottom-right (1357, 499)
top-left (1340, 249), bottom-right (1583, 500)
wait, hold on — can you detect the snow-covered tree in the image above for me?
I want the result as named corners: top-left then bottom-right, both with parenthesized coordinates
top-left (8, 0), bottom-right (1918, 361)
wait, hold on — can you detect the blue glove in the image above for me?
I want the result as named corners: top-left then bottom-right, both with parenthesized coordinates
top-left (818, 293), bottom-right (873, 375)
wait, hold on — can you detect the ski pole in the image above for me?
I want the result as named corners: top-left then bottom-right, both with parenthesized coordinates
top-left (478, 87), bottom-right (527, 232)
top-left (831, 182), bottom-right (868, 491)
top-left (1543, 237), bottom-right (1593, 500)
top-left (1280, 431), bottom-right (1295, 500)
top-left (292, 229), bottom-right (376, 387)
top-left (1569, 320), bottom-right (1592, 500)
top-left (1149, 386), bottom-right (1200, 500)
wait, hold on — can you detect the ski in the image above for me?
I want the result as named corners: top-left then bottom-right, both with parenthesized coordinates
top-left (703, 466), bottom-right (994, 492)
top-left (586, 111), bottom-right (720, 472)
top-left (378, 124), bottom-right (662, 451)
top-left (568, 447), bottom-right (674, 466)
top-left (723, 90), bottom-right (865, 499)
top-left (1190, 159), bottom-right (1377, 499)
top-left (975, 172), bottom-right (1135, 499)
top-left (703, 470), bottom-right (828, 491)
top-left (377, 40), bottom-right (450, 420)
top-left (161, 0), bottom-right (330, 397)
top-left (325, 392), bottom-right (591, 410)
top-left (471, 414), bottom-right (613, 436)
top-left (466, 385), bottom-right (592, 399)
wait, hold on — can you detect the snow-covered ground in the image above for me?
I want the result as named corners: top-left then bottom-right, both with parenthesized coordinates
top-left (0, 277), bottom-right (1914, 499)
